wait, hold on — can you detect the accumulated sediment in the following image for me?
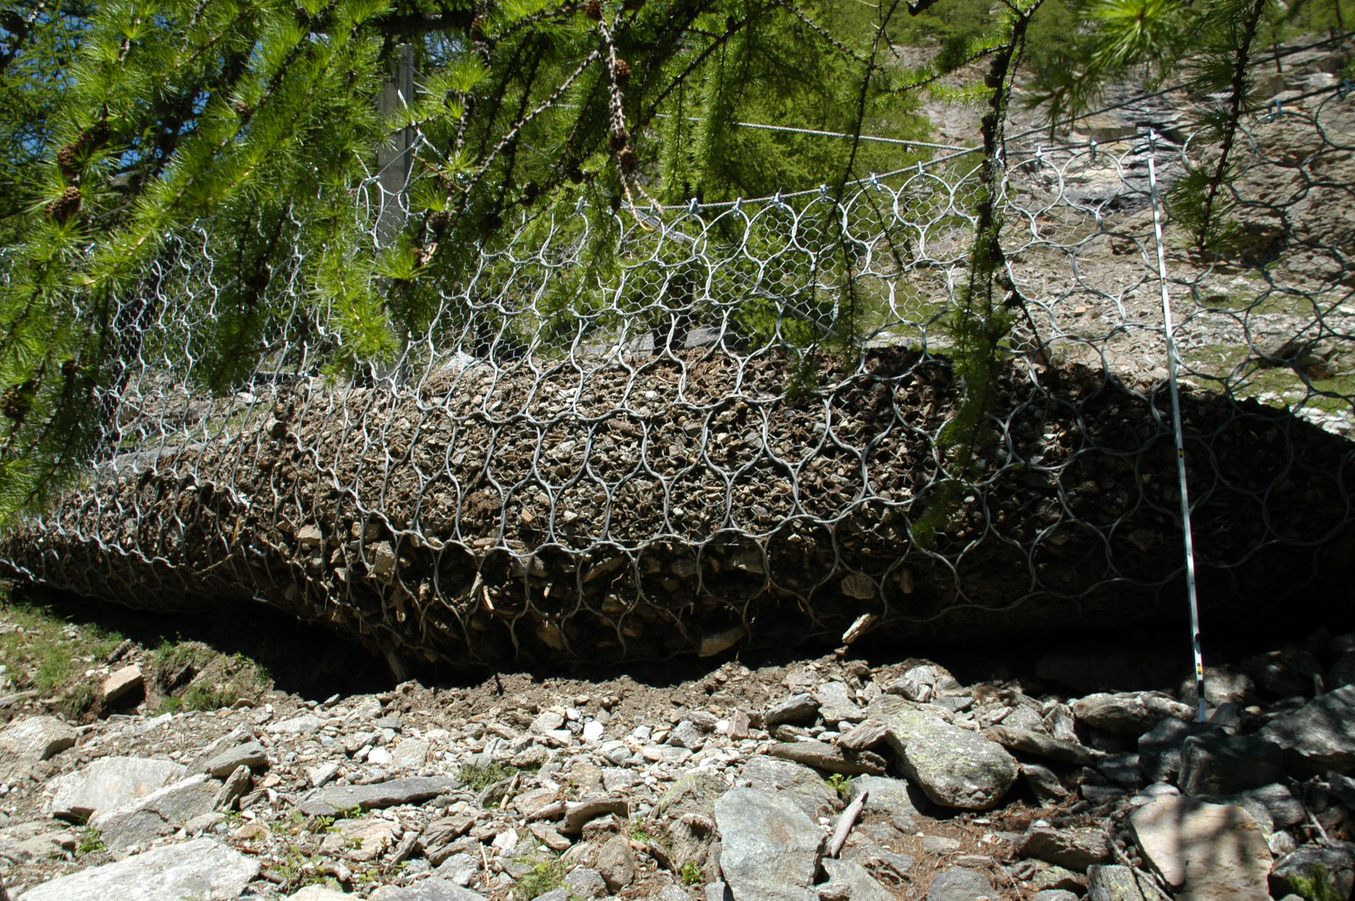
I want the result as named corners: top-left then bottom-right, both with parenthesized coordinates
top-left (2, 347), bottom-right (1352, 671)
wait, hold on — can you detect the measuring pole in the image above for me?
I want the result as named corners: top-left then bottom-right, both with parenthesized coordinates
top-left (1145, 130), bottom-right (1208, 723)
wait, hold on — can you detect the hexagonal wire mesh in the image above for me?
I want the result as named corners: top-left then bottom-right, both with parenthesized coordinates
top-left (2, 73), bottom-right (1352, 670)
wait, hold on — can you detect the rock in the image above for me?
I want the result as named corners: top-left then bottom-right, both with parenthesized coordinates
top-left (594, 833), bottom-right (636, 890)
top-left (1178, 733), bottom-right (1284, 796)
top-left (715, 787), bottom-right (820, 901)
top-left (289, 886), bottom-right (352, 900)
top-left (268, 712), bottom-right (325, 734)
top-left (865, 696), bottom-right (1017, 811)
top-left (197, 740), bottom-right (268, 778)
top-left (767, 740), bottom-right (887, 776)
top-left (1018, 827), bottom-right (1112, 871)
top-left (1071, 692), bottom-right (1193, 737)
top-left (1139, 719), bottom-right (1223, 784)
top-left (764, 694), bottom-right (819, 728)
top-left (819, 858), bottom-right (895, 901)
top-left (1330, 652), bottom-right (1355, 689)
top-left (887, 662), bottom-right (961, 703)
top-left (1245, 647), bottom-right (1323, 699)
top-left (739, 757), bottom-right (841, 821)
top-left (391, 738), bottom-right (430, 770)
top-left (838, 720), bottom-right (889, 752)
top-left (1028, 864), bottom-right (1084, 893)
top-left (1269, 843), bottom-right (1355, 901)
top-left (1128, 795), bottom-right (1272, 898)
top-left (1087, 864), bottom-right (1159, 901)
top-left (297, 776), bottom-right (454, 817)
top-left (0, 716), bottom-right (76, 781)
top-left (845, 775), bottom-right (923, 820)
top-left (1032, 892), bottom-right (1080, 901)
top-left (814, 683), bottom-right (863, 725)
top-left (986, 725), bottom-right (1100, 767)
top-left (1178, 667), bottom-right (1254, 707)
top-left (565, 866), bottom-right (608, 898)
top-left (562, 796), bottom-right (628, 834)
top-left (19, 837), bottom-right (258, 901)
top-left (1020, 763), bottom-right (1069, 803)
top-left (214, 764), bottom-right (252, 810)
top-left (90, 773), bottom-right (221, 852)
top-left (101, 664), bottom-right (144, 705)
top-left (323, 815), bottom-right (399, 861)
top-left (370, 879), bottom-right (489, 900)
top-left (49, 756), bottom-right (187, 822)
top-left (1260, 685), bottom-right (1355, 775)
top-left (926, 867), bottom-right (996, 900)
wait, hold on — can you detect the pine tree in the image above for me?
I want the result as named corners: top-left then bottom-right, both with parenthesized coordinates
top-left (3, 0), bottom-right (1336, 521)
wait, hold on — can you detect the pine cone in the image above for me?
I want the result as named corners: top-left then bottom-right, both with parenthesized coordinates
top-left (614, 58), bottom-right (631, 86)
top-left (47, 186), bottom-right (82, 224)
top-left (584, 0), bottom-right (602, 20)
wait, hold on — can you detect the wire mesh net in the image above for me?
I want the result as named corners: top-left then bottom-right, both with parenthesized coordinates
top-left (2, 77), bottom-right (1353, 669)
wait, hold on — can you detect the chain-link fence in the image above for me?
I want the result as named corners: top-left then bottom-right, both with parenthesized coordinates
top-left (2, 65), bottom-right (1352, 671)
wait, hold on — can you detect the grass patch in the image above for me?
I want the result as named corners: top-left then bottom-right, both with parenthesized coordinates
top-left (681, 860), bottom-right (703, 886)
top-left (825, 773), bottom-right (855, 799)
top-left (75, 827), bottom-right (105, 856)
top-left (459, 761), bottom-right (518, 792)
top-left (0, 595), bottom-right (125, 711)
top-left (513, 856), bottom-right (566, 899)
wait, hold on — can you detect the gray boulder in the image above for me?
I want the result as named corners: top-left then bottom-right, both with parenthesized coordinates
top-left (819, 858), bottom-right (894, 901)
top-left (1178, 732), bottom-right (1285, 796)
top-left (865, 696), bottom-right (1017, 811)
top-left (1129, 795), bottom-right (1272, 899)
top-left (0, 717), bottom-right (76, 782)
top-left (19, 837), bottom-right (258, 901)
top-left (715, 787), bottom-right (820, 901)
top-left (1269, 842), bottom-right (1355, 901)
top-left (1260, 685), bottom-right (1355, 775)
top-left (738, 757), bottom-right (841, 821)
top-left (89, 773), bottom-right (221, 852)
top-left (926, 867), bottom-right (996, 900)
top-left (297, 775), bottom-right (454, 817)
top-left (49, 756), bottom-right (186, 822)
top-left (370, 879), bottom-right (489, 900)
top-left (1072, 692), bottom-right (1193, 737)
top-left (1018, 826), bottom-right (1112, 871)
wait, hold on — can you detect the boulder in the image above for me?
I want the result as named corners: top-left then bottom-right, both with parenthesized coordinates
top-left (739, 757), bottom-right (840, 821)
top-left (370, 880), bottom-right (489, 900)
top-left (1072, 692), bottom-right (1193, 737)
top-left (593, 833), bottom-right (635, 891)
top-left (0, 717), bottom-right (77, 782)
top-left (197, 740), bottom-right (268, 778)
top-left (297, 776), bottom-right (454, 817)
top-left (1260, 685), bottom-right (1355, 775)
top-left (19, 837), bottom-right (258, 901)
top-left (89, 773), bottom-right (221, 852)
top-left (1128, 795), bottom-right (1272, 899)
top-left (819, 858), bottom-right (894, 901)
top-left (865, 696), bottom-right (1017, 811)
top-left (49, 756), bottom-right (186, 822)
top-left (926, 867), bottom-right (996, 900)
top-left (766, 740), bottom-right (886, 776)
top-left (101, 664), bottom-right (144, 705)
top-left (1269, 842), bottom-right (1355, 901)
top-left (1018, 827), bottom-right (1112, 871)
top-left (986, 725), bottom-right (1099, 767)
top-left (764, 694), bottom-right (819, 728)
top-left (1087, 864), bottom-right (1164, 901)
top-left (1178, 733), bottom-right (1285, 796)
top-left (715, 788), bottom-right (820, 901)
